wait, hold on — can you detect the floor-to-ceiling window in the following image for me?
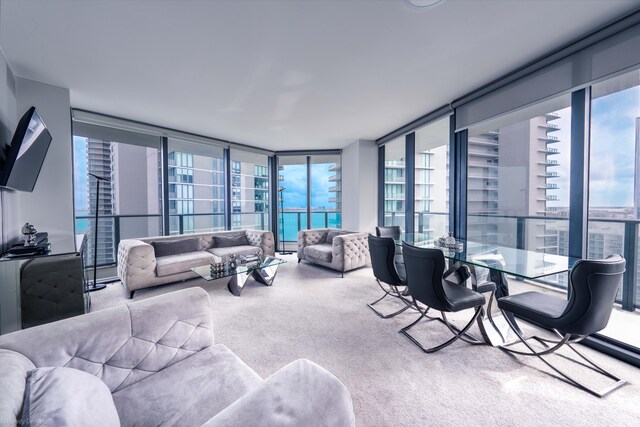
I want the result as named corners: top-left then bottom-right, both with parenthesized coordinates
top-left (230, 149), bottom-right (269, 230)
top-left (311, 154), bottom-right (342, 229)
top-left (414, 117), bottom-right (449, 238)
top-left (465, 96), bottom-right (572, 257)
top-left (276, 153), bottom-right (342, 250)
top-left (277, 156), bottom-right (308, 250)
top-left (167, 138), bottom-right (225, 234)
top-left (383, 137), bottom-right (406, 228)
top-left (589, 69), bottom-right (640, 348)
top-left (73, 122), bottom-right (163, 266)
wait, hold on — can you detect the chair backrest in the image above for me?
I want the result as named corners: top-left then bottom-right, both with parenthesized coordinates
top-left (559, 254), bottom-right (626, 336)
top-left (375, 226), bottom-right (401, 240)
top-left (368, 235), bottom-right (403, 286)
top-left (402, 242), bottom-right (448, 311)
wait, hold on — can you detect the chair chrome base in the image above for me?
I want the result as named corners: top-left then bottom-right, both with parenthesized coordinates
top-left (368, 279), bottom-right (414, 318)
top-left (499, 311), bottom-right (627, 398)
top-left (400, 301), bottom-right (484, 353)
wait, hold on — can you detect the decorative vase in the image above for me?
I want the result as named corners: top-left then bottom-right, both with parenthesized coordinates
top-left (228, 254), bottom-right (237, 270)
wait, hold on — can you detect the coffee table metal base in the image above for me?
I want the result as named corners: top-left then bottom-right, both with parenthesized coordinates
top-left (227, 263), bottom-right (280, 296)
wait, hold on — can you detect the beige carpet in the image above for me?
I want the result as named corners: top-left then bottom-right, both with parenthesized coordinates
top-left (91, 254), bottom-right (640, 426)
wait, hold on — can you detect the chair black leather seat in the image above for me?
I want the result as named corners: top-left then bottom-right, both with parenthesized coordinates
top-left (442, 280), bottom-right (485, 312)
top-left (498, 291), bottom-right (566, 324)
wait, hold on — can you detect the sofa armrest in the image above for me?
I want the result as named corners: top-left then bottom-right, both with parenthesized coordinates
top-left (203, 359), bottom-right (355, 427)
top-left (245, 230), bottom-right (276, 256)
top-left (332, 232), bottom-right (370, 272)
top-left (117, 239), bottom-right (157, 291)
top-left (297, 229), bottom-right (330, 259)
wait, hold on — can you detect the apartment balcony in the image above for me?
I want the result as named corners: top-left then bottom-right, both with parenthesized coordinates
top-left (539, 135), bottom-right (560, 143)
top-left (468, 150), bottom-right (499, 158)
top-left (328, 164), bottom-right (341, 172)
top-left (469, 138), bottom-right (499, 146)
top-left (468, 162), bottom-right (498, 169)
top-left (545, 112), bottom-right (561, 120)
top-left (546, 171), bottom-right (559, 178)
top-left (546, 195), bottom-right (559, 201)
top-left (328, 186), bottom-right (341, 192)
top-left (539, 123), bottom-right (560, 132)
top-left (543, 159), bottom-right (559, 166)
top-left (545, 183), bottom-right (559, 189)
top-left (538, 147), bottom-right (560, 156)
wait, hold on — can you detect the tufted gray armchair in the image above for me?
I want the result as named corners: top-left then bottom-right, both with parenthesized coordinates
top-left (297, 228), bottom-right (370, 277)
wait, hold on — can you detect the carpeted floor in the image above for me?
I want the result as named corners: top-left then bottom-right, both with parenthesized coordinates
top-left (91, 254), bottom-right (640, 426)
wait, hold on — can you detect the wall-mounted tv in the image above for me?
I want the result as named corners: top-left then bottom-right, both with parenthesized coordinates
top-left (0, 106), bottom-right (52, 192)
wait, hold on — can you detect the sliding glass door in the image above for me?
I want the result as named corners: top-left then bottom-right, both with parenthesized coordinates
top-left (277, 156), bottom-right (308, 250)
top-left (311, 154), bottom-right (341, 229)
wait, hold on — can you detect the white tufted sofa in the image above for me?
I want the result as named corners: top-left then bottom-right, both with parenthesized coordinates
top-left (0, 288), bottom-right (356, 426)
top-left (118, 230), bottom-right (275, 298)
top-left (297, 228), bottom-right (370, 277)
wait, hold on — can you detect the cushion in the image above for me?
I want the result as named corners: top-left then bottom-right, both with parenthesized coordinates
top-left (326, 230), bottom-right (347, 243)
top-left (21, 367), bottom-right (120, 427)
top-left (112, 344), bottom-right (262, 427)
top-left (213, 234), bottom-right (250, 248)
top-left (156, 251), bottom-right (215, 277)
top-left (151, 238), bottom-right (200, 258)
top-left (208, 245), bottom-right (260, 259)
top-left (304, 244), bottom-right (333, 263)
top-left (0, 349), bottom-right (35, 425)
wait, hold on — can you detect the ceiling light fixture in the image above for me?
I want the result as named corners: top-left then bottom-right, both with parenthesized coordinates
top-left (405, 0), bottom-right (445, 8)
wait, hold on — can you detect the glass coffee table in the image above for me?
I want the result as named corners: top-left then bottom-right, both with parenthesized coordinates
top-left (191, 256), bottom-right (286, 297)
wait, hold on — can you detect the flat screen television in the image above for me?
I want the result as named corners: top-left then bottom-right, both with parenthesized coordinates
top-left (0, 106), bottom-right (52, 192)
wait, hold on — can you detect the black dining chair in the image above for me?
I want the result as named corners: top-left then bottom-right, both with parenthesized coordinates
top-left (367, 235), bottom-right (413, 318)
top-left (497, 254), bottom-right (626, 397)
top-left (375, 226), bottom-right (401, 240)
top-left (400, 242), bottom-right (486, 353)
top-left (375, 226), bottom-right (405, 277)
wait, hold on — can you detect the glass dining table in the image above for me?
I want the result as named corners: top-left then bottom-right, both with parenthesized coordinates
top-left (395, 233), bottom-right (581, 346)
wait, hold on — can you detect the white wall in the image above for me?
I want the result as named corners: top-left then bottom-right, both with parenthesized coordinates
top-left (342, 139), bottom-right (378, 233)
top-left (15, 77), bottom-right (75, 251)
top-left (0, 46), bottom-right (18, 249)
top-left (0, 40), bottom-right (21, 333)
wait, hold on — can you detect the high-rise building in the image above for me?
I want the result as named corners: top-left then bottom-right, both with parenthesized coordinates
top-left (328, 163), bottom-right (341, 211)
top-left (86, 139), bottom-right (114, 265)
top-left (168, 151), bottom-right (225, 234)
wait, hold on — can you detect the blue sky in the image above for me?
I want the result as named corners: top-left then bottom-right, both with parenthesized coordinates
top-left (280, 163), bottom-right (336, 209)
top-left (589, 86), bottom-right (639, 207)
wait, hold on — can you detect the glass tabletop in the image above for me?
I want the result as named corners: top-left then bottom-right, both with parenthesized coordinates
top-left (192, 256), bottom-right (286, 281)
top-left (396, 233), bottom-right (580, 280)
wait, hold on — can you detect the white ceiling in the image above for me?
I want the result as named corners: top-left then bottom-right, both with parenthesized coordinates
top-left (1, 0), bottom-right (639, 151)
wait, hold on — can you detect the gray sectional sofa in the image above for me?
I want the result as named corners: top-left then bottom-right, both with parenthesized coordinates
top-left (297, 228), bottom-right (370, 277)
top-left (118, 230), bottom-right (275, 298)
top-left (0, 287), bottom-right (356, 426)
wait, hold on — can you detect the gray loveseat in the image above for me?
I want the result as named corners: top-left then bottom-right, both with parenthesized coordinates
top-left (297, 228), bottom-right (370, 277)
top-left (0, 287), bottom-right (356, 426)
top-left (118, 230), bottom-right (275, 298)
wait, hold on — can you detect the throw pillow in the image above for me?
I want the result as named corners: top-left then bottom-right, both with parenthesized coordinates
top-left (21, 367), bottom-right (120, 427)
top-left (213, 234), bottom-right (250, 248)
top-left (326, 230), bottom-right (346, 243)
top-left (151, 238), bottom-right (199, 258)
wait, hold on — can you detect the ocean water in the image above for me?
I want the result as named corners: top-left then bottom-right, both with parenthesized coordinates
top-left (75, 212), bottom-right (341, 243)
